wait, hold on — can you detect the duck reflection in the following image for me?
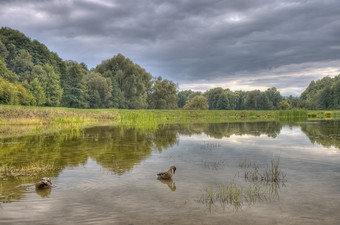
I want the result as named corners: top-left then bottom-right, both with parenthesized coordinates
top-left (158, 178), bottom-right (176, 192)
top-left (35, 188), bottom-right (52, 198)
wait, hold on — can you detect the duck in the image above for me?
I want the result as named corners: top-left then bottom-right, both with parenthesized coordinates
top-left (157, 166), bottom-right (176, 180)
top-left (35, 177), bottom-right (52, 189)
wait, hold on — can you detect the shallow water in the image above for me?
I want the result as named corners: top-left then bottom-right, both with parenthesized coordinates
top-left (1, 121), bottom-right (340, 224)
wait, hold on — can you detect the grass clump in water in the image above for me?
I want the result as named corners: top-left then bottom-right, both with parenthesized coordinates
top-left (239, 158), bottom-right (286, 183)
top-left (0, 162), bottom-right (59, 178)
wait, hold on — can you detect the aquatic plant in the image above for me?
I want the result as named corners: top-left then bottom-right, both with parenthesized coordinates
top-left (239, 158), bottom-right (287, 183)
top-left (0, 162), bottom-right (59, 178)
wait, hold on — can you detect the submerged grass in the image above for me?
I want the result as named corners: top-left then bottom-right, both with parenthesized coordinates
top-left (0, 162), bottom-right (59, 178)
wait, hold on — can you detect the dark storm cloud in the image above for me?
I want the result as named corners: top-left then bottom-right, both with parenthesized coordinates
top-left (1, 0), bottom-right (340, 95)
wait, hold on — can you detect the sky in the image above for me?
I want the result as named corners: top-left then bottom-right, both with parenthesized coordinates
top-left (1, 0), bottom-right (340, 96)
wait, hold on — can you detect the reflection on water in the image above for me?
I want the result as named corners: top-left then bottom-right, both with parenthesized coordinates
top-left (0, 121), bottom-right (340, 224)
top-left (158, 179), bottom-right (176, 192)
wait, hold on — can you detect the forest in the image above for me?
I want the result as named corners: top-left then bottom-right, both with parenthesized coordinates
top-left (0, 27), bottom-right (339, 110)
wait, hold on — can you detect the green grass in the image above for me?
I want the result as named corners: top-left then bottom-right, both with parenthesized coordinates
top-left (4, 105), bottom-right (339, 139)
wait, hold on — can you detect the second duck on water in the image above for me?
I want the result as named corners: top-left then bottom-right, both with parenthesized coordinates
top-left (157, 166), bottom-right (176, 180)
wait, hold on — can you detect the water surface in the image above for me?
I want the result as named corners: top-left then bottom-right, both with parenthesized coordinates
top-left (1, 121), bottom-right (340, 224)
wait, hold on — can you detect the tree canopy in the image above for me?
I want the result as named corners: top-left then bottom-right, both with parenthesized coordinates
top-left (0, 27), bottom-right (339, 110)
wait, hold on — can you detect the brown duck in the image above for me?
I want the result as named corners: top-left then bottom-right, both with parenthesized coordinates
top-left (35, 177), bottom-right (52, 189)
top-left (157, 166), bottom-right (176, 180)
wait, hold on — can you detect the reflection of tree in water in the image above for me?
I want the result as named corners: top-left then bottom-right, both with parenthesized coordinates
top-left (300, 121), bottom-right (340, 149)
top-left (176, 122), bottom-right (282, 139)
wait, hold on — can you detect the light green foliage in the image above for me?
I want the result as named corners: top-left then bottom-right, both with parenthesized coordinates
top-left (278, 100), bottom-right (290, 110)
top-left (23, 78), bottom-right (46, 106)
top-left (184, 95), bottom-right (209, 110)
top-left (148, 76), bottom-right (178, 109)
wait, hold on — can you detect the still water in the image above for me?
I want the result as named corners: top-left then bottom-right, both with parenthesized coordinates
top-left (1, 121), bottom-right (340, 224)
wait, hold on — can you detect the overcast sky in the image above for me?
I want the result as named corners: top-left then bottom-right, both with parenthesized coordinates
top-left (1, 0), bottom-right (340, 96)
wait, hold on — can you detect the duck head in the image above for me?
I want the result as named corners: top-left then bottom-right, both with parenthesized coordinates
top-left (169, 166), bottom-right (176, 174)
top-left (35, 177), bottom-right (52, 189)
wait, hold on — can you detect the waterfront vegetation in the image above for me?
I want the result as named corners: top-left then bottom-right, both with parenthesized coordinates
top-left (1, 104), bottom-right (340, 138)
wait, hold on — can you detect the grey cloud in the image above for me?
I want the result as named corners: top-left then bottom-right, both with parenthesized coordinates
top-left (0, 0), bottom-right (339, 95)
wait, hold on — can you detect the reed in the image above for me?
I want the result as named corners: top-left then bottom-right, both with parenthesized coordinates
top-left (239, 158), bottom-right (286, 183)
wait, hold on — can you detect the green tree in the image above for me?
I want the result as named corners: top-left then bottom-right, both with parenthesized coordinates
top-left (278, 100), bottom-right (290, 110)
top-left (204, 87), bottom-right (223, 109)
top-left (265, 87), bottom-right (282, 109)
top-left (184, 95), bottom-right (209, 110)
top-left (95, 54), bottom-right (152, 109)
top-left (85, 72), bottom-right (113, 108)
top-left (216, 92), bottom-right (230, 110)
top-left (23, 78), bottom-right (46, 106)
top-left (148, 76), bottom-right (178, 109)
top-left (0, 40), bottom-right (8, 59)
top-left (61, 61), bottom-right (89, 108)
top-left (178, 90), bottom-right (194, 108)
top-left (43, 64), bottom-right (63, 106)
top-left (10, 49), bottom-right (33, 78)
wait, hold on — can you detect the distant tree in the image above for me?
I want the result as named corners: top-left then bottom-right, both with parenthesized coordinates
top-left (95, 54), bottom-right (152, 109)
top-left (0, 58), bottom-right (18, 82)
top-left (85, 72), bottom-right (113, 108)
top-left (204, 87), bottom-right (223, 109)
top-left (43, 64), bottom-right (63, 106)
top-left (178, 90), bottom-right (194, 108)
top-left (0, 40), bottom-right (8, 59)
top-left (148, 76), bottom-right (178, 109)
top-left (279, 100), bottom-right (290, 110)
top-left (23, 78), bottom-right (46, 106)
top-left (216, 92), bottom-right (230, 110)
top-left (61, 61), bottom-right (89, 108)
top-left (10, 49), bottom-right (33, 78)
top-left (265, 87), bottom-right (282, 109)
top-left (245, 90), bottom-right (273, 110)
top-left (184, 95), bottom-right (209, 110)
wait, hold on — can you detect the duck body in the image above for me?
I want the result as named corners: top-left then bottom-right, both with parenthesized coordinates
top-left (35, 177), bottom-right (52, 189)
top-left (157, 166), bottom-right (176, 180)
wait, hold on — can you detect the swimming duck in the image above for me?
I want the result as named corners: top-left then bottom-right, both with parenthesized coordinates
top-left (35, 177), bottom-right (52, 189)
top-left (157, 166), bottom-right (176, 180)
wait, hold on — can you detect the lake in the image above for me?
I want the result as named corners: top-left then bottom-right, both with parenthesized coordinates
top-left (1, 121), bottom-right (340, 224)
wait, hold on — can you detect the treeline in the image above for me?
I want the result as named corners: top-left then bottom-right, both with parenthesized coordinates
top-left (0, 27), bottom-right (339, 110)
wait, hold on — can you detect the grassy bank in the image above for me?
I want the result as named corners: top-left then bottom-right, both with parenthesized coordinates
top-left (1, 104), bottom-right (331, 138)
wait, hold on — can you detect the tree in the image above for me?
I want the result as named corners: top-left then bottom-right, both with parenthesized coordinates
top-left (0, 40), bottom-right (8, 59)
top-left (204, 87), bottom-right (223, 109)
top-left (148, 76), bottom-right (178, 109)
top-left (42, 64), bottom-right (63, 106)
top-left (216, 92), bottom-right (230, 110)
top-left (61, 61), bottom-right (89, 108)
top-left (9, 49), bottom-right (33, 78)
top-left (184, 95), bottom-right (209, 110)
top-left (95, 54), bottom-right (152, 109)
top-left (265, 87), bottom-right (282, 109)
top-left (178, 90), bottom-right (194, 108)
top-left (279, 100), bottom-right (290, 110)
top-left (23, 78), bottom-right (46, 106)
top-left (85, 72), bottom-right (113, 108)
